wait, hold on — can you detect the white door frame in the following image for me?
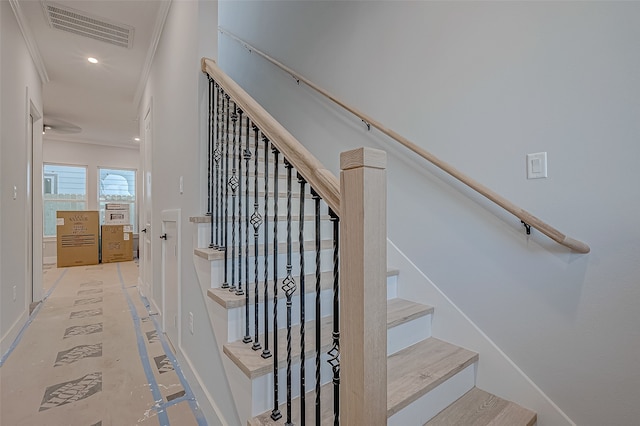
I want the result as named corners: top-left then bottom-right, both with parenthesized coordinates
top-left (26, 90), bottom-right (43, 304)
top-left (141, 104), bottom-right (153, 302)
top-left (161, 208), bottom-right (181, 347)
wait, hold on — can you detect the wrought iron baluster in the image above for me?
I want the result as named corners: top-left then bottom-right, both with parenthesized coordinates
top-left (282, 160), bottom-right (296, 425)
top-left (207, 76), bottom-right (213, 218)
top-left (233, 108), bottom-right (242, 295)
top-left (312, 189), bottom-right (322, 424)
top-left (261, 135), bottom-right (272, 360)
top-left (222, 97), bottom-right (232, 289)
top-left (251, 126), bottom-right (262, 351)
top-left (297, 173), bottom-right (307, 426)
top-left (271, 145), bottom-right (282, 421)
top-left (229, 106), bottom-right (240, 292)
top-left (242, 117), bottom-right (252, 342)
top-left (328, 209), bottom-right (340, 426)
top-left (212, 83), bottom-right (222, 249)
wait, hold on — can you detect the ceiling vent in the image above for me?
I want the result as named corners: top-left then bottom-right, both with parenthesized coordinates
top-left (43, 2), bottom-right (134, 49)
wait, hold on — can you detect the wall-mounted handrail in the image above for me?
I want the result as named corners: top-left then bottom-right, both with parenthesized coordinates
top-left (201, 57), bottom-right (340, 215)
top-left (218, 27), bottom-right (590, 254)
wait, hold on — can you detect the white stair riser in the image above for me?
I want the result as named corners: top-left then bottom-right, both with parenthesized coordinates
top-left (225, 287), bottom-right (335, 343)
top-left (387, 273), bottom-right (398, 300)
top-left (251, 353), bottom-right (333, 417)
top-left (211, 193), bottom-right (325, 219)
top-left (388, 363), bottom-right (476, 426)
top-left (210, 250), bottom-right (335, 289)
top-left (387, 313), bottom-right (432, 356)
top-left (194, 219), bottom-right (333, 249)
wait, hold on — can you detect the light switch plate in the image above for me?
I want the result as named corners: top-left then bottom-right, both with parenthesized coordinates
top-left (527, 152), bottom-right (547, 179)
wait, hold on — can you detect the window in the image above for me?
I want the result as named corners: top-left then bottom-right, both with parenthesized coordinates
top-left (43, 164), bottom-right (87, 236)
top-left (99, 168), bottom-right (136, 232)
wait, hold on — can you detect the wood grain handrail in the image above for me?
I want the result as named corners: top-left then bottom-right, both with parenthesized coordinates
top-left (218, 27), bottom-right (590, 254)
top-left (202, 57), bottom-right (340, 215)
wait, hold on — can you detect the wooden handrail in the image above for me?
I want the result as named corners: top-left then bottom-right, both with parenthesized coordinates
top-left (201, 57), bottom-right (340, 215)
top-left (218, 27), bottom-right (590, 254)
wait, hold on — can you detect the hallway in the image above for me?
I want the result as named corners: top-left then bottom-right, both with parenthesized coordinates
top-left (0, 262), bottom-right (207, 426)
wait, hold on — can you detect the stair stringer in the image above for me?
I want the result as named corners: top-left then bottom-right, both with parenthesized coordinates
top-left (190, 244), bottom-right (251, 425)
top-left (387, 239), bottom-right (575, 426)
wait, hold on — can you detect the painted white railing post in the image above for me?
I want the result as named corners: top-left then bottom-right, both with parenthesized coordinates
top-left (340, 147), bottom-right (387, 425)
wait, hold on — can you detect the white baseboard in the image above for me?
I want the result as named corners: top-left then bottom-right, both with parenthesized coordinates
top-left (388, 239), bottom-right (575, 426)
top-left (177, 347), bottom-right (231, 426)
top-left (1, 309), bottom-right (29, 360)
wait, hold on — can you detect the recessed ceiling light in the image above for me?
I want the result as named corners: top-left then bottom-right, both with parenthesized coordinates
top-left (88, 57), bottom-right (98, 64)
top-left (134, 137), bottom-right (140, 142)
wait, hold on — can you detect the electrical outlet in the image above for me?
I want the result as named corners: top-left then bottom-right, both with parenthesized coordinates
top-left (189, 312), bottom-right (194, 334)
top-left (13, 285), bottom-right (17, 301)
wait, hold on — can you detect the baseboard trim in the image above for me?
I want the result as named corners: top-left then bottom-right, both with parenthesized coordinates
top-left (0, 309), bottom-right (29, 361)
top-left (177, 347), bottom-right (231, 426)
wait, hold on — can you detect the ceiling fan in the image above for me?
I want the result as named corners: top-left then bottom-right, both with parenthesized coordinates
top-left (42, 117), bottom-right (82, 134)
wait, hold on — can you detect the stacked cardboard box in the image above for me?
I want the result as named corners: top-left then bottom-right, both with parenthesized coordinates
top-left (101, 224), bottom-right (133, 263)
top-left (56, 211), bottom-right (99, 267)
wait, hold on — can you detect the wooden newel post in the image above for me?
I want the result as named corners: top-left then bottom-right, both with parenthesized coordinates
top-left (340, 147), bottom-right (387, 425)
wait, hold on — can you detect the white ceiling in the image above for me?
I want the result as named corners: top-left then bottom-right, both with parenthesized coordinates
top-left (15, 0), bottom-right (170, 149)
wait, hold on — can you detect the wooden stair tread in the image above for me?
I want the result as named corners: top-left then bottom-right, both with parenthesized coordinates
top-left (387, 298), bottom-right (433, 328)
top-left (249, 337), bottom-right (480, 425)
top-left (224, 316), bottom-right (333, 379)
top-left (225, 298), bottom-right (431, 379)
top-left (208, 268), bottom-right (402, 309)
top-left (248, 382), bottom-right (334, 426)
top-left (387, 338), bottom-right (478, 417)
top-left (425, 387), bottom-right (537, 426)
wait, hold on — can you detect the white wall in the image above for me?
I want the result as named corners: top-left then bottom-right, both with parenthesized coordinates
top-left (218, 2), bottom-right (640, 425)
top-left (0, 0), bottom-right (43, 352)
top-left (139, 1), bottom-right (236, 424)
top-left (41, 139), bottom-right (139, 260)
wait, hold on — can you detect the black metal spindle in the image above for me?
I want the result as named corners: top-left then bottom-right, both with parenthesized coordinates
top-left (234, 109), bottom-right (243, 295)
top-left (251, 126), bottom-right (262, 351)
top-left (282, 160), bottom-right (296, 426)
top-left (229, 105), bottom-right (239, 292)
top-left (242, 116), bottom-right (252, 343)
top-left (217, 87), bottom-right (224, 249)
top-left (211, 83), bottom-right (222, 249)
top-left (261, 135), bottom-right (272, 360)
top-left (271, 145), bottom-right (282, 421)
top-left (222, 95), bottom-right (230, 288)
top-left (328, 209), bottom-right (340, 426)
top-left (298, 173), bottom-right (307, 425)
top-left (312, 189), bottom-right (322, 424)
top-left (207, 76), bottom-right (213, 218)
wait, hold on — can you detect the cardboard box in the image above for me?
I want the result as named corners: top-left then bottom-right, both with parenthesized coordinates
top-left (57, 211), bottom-right (99, 267)
top-left (104, 203), bottom-right (130, 225)
top-left (101, 225), bottom-right (133, 263)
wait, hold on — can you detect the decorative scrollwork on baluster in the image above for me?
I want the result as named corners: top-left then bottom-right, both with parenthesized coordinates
top-left (242, 116), bottom-right (252, 343)
top-left (221, 94), bottom-right (231, 289)
top-left (251, 125), bottom-right (262, 351)
top-left (329, 208), bottom-right (340, 426)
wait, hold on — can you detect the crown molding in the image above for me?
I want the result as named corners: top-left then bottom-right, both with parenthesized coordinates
top-left (133, 0), bottom-right (172, 109)
top-left (9, 0), bottom-right (49, 84)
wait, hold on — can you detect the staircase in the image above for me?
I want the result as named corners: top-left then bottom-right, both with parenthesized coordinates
top-left (192, 213), bottom-right (535, 425)
top-left (194, 58), bottom-right (537, 425)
